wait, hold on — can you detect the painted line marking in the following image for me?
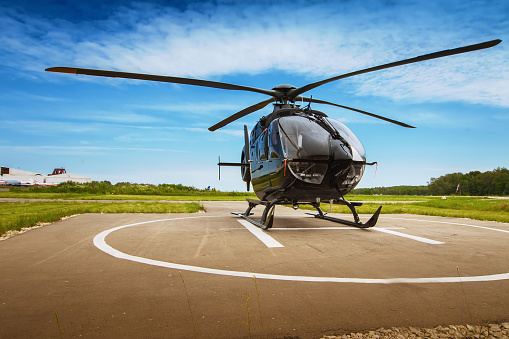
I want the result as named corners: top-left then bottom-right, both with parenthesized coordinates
top-left (236, 220), bottom-right (284, 248)
top-left (372, 227), bottom-right (444, 244)
top-left (380, 216), bottom-right (509, 234)
top-left (93, 216), bottom-right (509, 284)
top-left (227, 225), bottom-right (440, 244)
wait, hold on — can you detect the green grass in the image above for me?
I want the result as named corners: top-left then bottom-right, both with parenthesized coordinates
top-left (0, 201), bottom-right (204, 237)
top-left (3, 181), bottom-right (254, 197)
top-left (2, 194), bottom-right (508, 238)
top-left (305, 196), bottom-right (509, 223)
top-left (0, 191), bottom-right (256, 201)
top-left (344, 194), bottom-right (434, 201)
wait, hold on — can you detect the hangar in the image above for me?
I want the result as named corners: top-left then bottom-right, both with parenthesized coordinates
top-left (0, 167), bottom-right (91, 186)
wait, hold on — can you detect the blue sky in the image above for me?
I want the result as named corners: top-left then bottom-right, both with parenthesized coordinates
top-left (1, 0), bottom-right (507, 191)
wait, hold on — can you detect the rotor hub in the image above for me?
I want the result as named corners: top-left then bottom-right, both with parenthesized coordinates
top-left (271, 84), bottom-right (297, 103)
top-left (271, 84), bottom-right (297, 92)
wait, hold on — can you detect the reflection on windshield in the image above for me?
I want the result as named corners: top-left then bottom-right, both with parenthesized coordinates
top-left (288, 161), bottom-right (328, 184)
top-left (277, 115), bottom-right (365, 161)
top-left (326, 118), bottom-right (365, 160)
top-left (278, 116), bottom-right (330, 160)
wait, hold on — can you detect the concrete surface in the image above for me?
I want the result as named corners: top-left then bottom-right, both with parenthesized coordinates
top-left (1, 201), bottom-right (508, 338)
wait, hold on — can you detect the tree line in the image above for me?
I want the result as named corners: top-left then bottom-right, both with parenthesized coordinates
top-left (18, 181), bottom-right (249, 196)
top-left (12, 167), bottom-right (509, 196)
top-left (353, 167), bottom-right (509, 196)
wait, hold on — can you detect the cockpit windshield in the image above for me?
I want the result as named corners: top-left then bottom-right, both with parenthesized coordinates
top-left (277, 115), bottom-right (365, 161)
top-left (275, 114), bottom-right (366, 185)
top-left (277, 116), bottom-right (330, 160)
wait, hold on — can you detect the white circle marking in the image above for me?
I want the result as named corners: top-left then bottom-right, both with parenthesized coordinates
top-left (93, 215), bottom-right (509, 284)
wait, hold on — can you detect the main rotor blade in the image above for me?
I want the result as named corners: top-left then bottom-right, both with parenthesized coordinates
top-left (46, 67), bottom-right (279, 97)
top-left (298, 96), bottom-right (415, 128)
top-left (289, 39), bottom-right (501, 99)
top-left (209, 97), bottom-right (276, 131)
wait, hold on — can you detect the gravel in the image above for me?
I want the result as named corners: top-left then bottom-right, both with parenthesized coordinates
top-left (321, 322), bottom-right (509, 338)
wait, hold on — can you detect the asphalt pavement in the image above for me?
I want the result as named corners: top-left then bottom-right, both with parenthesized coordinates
top-left (1, 201), bottom-right (508, 338)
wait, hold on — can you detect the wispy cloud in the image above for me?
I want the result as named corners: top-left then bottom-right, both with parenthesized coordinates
top-left (353, 54), bottom-right (509, 107)
top-left (0, 91), bottom-right (69, 102)
top-left (113, 134), bottom-right (180, 143)
top-left (72, 111), bottom-right (167, 124)
top-left (0, 145), bottom-right (187, 156)
top-left (127, 102), bottom-right (242, 115)
top-left (1, 0), bottom-right (507, 108)
top-left (0, 119), bottom-right (211, 139)
top-left (1, 120), bottom-right (103, 135)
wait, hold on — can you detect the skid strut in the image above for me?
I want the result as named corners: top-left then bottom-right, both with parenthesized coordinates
top-left (231, 198), bottom-right (279, 230)
top-left (306, 199), bottom-right (382, 228)
top-left (233, 198), bottom-right (381, 229)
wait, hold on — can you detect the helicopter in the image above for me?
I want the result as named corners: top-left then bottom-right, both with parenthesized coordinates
top-left (46, 39), bottom-right (501, 230)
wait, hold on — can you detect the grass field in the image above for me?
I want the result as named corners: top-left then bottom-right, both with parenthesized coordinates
top-left (0, 191), bottom-right (256, 201)
top-left (306, 196), bottom-right (509, 223)
top-left (1, 192), bottom-right (508, 238)
top-left (0, 201), bottom-right (203, 237)
top-left (0, 191), bottom-right (431, 201)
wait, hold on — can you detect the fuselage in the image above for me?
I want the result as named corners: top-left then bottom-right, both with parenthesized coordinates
top-left (243, 106), bottom-right (367, 203)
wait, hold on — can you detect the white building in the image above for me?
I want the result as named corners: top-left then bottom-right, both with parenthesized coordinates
top-left (0, 167), bottom-right (91, 185)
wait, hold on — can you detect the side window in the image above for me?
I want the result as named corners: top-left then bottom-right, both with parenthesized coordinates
top-left (252, 135), bottom-right (258, 161)
top-left (259, 132), bottom-right (268, 161)
top-left (269, 128), bottom-right (279, 146)
top-left (268, 122), bottom-right (280, 159)
top-left (250, 145), bottom-right (256, 161)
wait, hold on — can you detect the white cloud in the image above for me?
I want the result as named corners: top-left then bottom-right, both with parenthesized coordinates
top-left (127, 102), bottom-right (241, 116)
top-left (74, 111), bottom-right (166, 124)
top-left (0, 145), bottom-right (186, 156)
top-left (353, 50), bottom-right (509, 107)
top-left (1, 0), bottom-right (508, 108)
top-left (1, 120), bottom-right (102, 135)
top-left (0, 91), bottom-right (69, 102)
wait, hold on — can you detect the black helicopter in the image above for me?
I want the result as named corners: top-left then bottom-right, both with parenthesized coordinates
top-left (46, 39), bottom-right (501, 229)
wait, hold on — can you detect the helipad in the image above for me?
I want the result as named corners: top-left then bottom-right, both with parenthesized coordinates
top-left (1, 201), bottom-right (508, 338)
top-left (94, 214), bottom-right (509, 284)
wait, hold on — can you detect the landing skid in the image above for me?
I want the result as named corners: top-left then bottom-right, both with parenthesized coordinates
top-left (305, 200), bottom-right (382, 229)
top-left (232, 198), bottom-right (382, 230)
top-left (231, 199), bottom-right (279, 230)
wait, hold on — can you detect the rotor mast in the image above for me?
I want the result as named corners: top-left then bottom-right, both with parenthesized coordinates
top-left (272, 84), bottom-right (297, 105)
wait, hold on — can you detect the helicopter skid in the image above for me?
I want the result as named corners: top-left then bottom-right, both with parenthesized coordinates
top-left (306, 199), bottom-right (382, 228)
top-left (305, 205), bottom-right (382, 229)
top-left (231, 212), bottom-right (268, 230)
top-left (233, 198), bottom-right (382, 230)
top-left (232, 198), bottom-right (279, 230)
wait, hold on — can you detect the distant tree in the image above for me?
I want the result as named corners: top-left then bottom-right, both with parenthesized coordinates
top-left (428, 168), bottom-right (508, 196)
top-left (354, 167), bottom-right (508, 196)
top-left (352, 185), bottom-right (429, 196)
